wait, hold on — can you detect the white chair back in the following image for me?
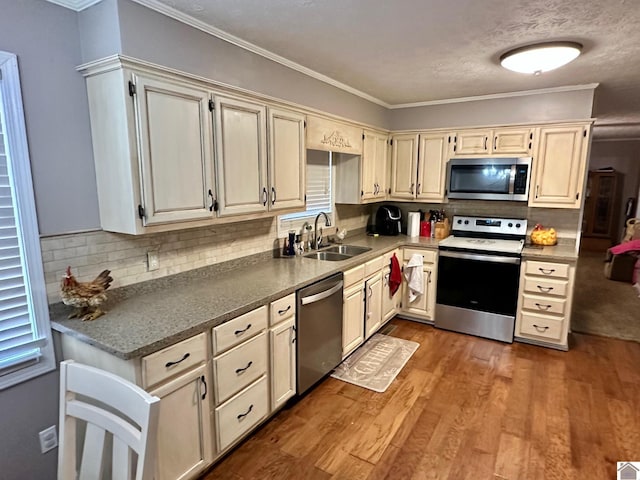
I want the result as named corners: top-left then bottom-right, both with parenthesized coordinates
top-left (58, 360), bottom-right (160, 480)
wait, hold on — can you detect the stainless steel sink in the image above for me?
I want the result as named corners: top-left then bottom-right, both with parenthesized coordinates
top-left (303, 251), bottom-right (352, 261)
top-left (324, 245), bottom-right (372, 256)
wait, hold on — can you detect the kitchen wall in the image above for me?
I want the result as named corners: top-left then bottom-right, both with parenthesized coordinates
top-left (588, 140), bottom-right (640, 240)
top-left (389, 88), bottom-right (595, 131)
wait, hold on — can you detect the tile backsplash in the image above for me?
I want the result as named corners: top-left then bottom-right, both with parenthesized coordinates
top-left (41, 204), bottom-right (372, 304)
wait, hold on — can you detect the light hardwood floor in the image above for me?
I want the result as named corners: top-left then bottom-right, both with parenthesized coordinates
top-left (202, 319), bottom-right (640, 479)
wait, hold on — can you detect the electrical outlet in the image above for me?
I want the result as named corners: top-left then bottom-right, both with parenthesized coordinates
top-left (147, 250), bottom-right (159, 271)
top-left (39, 425), bottom-right (58, 454)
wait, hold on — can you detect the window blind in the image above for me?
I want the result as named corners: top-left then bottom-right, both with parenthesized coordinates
top-left (280, 151), bottom-right (332, 223)
top-left (0, 130), bottom-right (44, 372)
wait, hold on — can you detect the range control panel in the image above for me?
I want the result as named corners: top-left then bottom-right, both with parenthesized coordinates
top-left (450, 215), bottom-right (528, 237)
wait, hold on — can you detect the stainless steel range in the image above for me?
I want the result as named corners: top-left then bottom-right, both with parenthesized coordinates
top-left (435, 215), bottom-right (527, 343)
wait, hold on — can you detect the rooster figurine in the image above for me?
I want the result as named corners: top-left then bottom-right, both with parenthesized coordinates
top-left (61, 266), bottom-right (113, 321)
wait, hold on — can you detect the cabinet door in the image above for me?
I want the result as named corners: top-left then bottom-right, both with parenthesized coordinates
top-left (214, 96), bottom-right (268, 216)
top-left (150, 364), bottom-right (213, 480)
top-left (343, 283), bottom-right (364, 358)
top-left (492, 127), bottom-right (533, 155)
top-left (270, 317), bottom-right (296, 411)
top-left (365, 272), bottom-right (383, 339)
top-left (373, 132), bottom-right (389, 198)
top-left (381, 266), bottom-right (398, 324)
top-left (401, 264), bottom-right (436, 320)
top-left (389, 134), bottom-right (418, 199)
top-left (361, 131), bottom-right (377, 200)
top-left (454, 129), bottom-right (492, 155)
top-left (133, 73), bottom-right (215, 226)
top-left (530, 124), bottom-right (589, 208)
top-left (416, 132), bottom-right (450, 202)
top-left (268, 107), bottom-right (306, 211)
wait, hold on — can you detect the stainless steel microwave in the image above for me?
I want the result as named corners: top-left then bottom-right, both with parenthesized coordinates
top-left (445, 157), bottom-right (532, 201)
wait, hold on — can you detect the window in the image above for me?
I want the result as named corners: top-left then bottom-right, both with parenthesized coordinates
top-left (278, 149), bottom-right (333, 235)
top-left (0, 52), bottom-right (55, 390)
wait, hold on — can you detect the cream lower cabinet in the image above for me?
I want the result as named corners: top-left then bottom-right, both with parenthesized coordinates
top-left (342, 264), bottom-right (365, 358)
top-left (269, 293), bottom-right (296, 411)
top-left (212, 307), bottom-right (269, 452)
top-left (529, 123), bottom-right (591, 208)
top-left (400, 248), bottom-right (438, 322)
top-left (515, 259), bottom-right (575, 350)
top-left (364, 271), bottom-right (383, 339)
top-left (149, 364), bottom-right (213, 480)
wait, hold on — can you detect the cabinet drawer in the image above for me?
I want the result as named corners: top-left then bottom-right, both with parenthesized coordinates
top-left (364, 256), bottom-right (385, 277)
top-left (521, 293), bottom-right (566, 316)
top-left (270, 293), bottom-right (295, 326)
top-left (141, 332), bottom-right (207, 389)
top-left (522, 276), bottom-right (568, 297)
top-left (524, 260), bottom-right (569, 279)
top-left (213, 306), bottom-right (268, 355)
top-left (216, 376), bottom-right (269, 452)
top-left (344, 264), bottom-right (365, 288)
top-left (403, 248), bottom-right (437, 264)
top-left (213, 331), bottom-right (268, 405)
top-left (518, 312), bottom-right (564, 341)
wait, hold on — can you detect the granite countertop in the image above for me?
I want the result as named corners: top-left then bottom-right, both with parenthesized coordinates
top-left (50, 233), bottom-right (576, 360)
top-left (522, 241), bottom-right (579, 261)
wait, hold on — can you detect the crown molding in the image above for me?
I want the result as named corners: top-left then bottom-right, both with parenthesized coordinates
top-left (130, 0), bottom-right (390, 108)
top-left (45, 0), bottom-right (102, 11)
top-left (387, 83), bottom-right (600, 109)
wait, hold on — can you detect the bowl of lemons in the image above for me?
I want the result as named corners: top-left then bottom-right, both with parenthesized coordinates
top-left (531, 224), bottom-right (557, 246)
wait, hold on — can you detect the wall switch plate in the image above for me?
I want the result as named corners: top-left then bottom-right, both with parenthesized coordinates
top-left (147, 250), bottom-right (159, 271)
top-left (39, 425), bottom-right (58, 454)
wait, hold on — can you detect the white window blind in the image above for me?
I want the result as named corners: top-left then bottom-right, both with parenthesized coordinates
top-left (0, 52), bottom-right (54, 389)
top-left (279, 150), bottom-right (332, 230)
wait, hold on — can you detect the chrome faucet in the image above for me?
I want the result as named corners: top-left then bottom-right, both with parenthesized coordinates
top-left (313, 212), bottom-right (331, 249)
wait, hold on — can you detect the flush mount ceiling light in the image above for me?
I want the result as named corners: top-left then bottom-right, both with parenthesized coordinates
top-left (500, 41), bottom-right (583, 75)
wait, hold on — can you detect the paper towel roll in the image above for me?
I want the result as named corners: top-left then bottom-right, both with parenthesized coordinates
top-left (407, 212), bottom-right (420, 237)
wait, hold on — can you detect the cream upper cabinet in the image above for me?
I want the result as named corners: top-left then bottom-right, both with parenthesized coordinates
top-left (361, 130), bottom-right (388, 200)
top-left (389, 134), bottom-right (419, 199)
top-left (416, 132), bottom-right (452, 202)
top-left (83, 66), bottom-right (219, 234)
top-left (529, 123), bottom-right (591, 209)
top-left (267, 107), bottom-right (306, 211)
top-left (453, 127), bottom-right (533, 156)
top-left (214, 95), bottom-right (268, 216)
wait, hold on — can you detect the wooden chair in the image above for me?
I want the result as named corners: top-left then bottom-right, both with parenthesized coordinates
top-left (58, 360), bottom-right (160, 480)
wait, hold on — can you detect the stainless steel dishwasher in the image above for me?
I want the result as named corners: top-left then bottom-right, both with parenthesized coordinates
top-left (296, 272), bottom-right (344, 395)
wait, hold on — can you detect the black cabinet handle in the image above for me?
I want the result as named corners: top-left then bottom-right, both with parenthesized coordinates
top-left (271, 187), bottom-right (276, 205)
top-left (235, 361), bottom-right (253, 375)
top-left (536, 285), bottom-right (553, 293)
top-left (237, 404), bottom-right (253, 420)
top-left (208, 189), bottom-right (215, 211)
top-left (165, 352), bottom-right (190, 368)
top-left (538, 268), bottom-right (555, 275)
top-left (535, 303), bottom-right (552, 310)
top-left (292, 325), bottom-right (297, 344)
top-left (533, 324), bottom-right (550, 332)
top-left (493, 136), bottom-right (497, 150)
top-left (278, 305), bottom-right (291, 315)
top-left (201, 375), bottom-right (207, 400)
top-left (234, 323), bottom-right (252, 336)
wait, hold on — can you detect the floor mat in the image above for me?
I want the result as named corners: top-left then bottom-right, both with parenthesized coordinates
top-left (331, 333), bottom-right (419, 393)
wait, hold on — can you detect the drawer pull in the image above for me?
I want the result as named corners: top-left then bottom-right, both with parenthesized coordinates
top-left (535, 303), bottom-right (552, 310)
top-left (237, 404), bottom-right (253, 421)
top-left (165, 352), bottom-right (190, 368)
top-left (234, 323), bottom-right (252, 336)
top-left (200, 375), bottom-right (207, 400)
top-left (291, 325), bottom-right (297, 344)
top-left (538, 268), bottom-right (556, 275)
top-left (277, 305), bottom-right (291, 315)
top-left (533, 324), bottom-right (550, 332)
top-left (235, 361), bottom-right (253, 375)
top-left (536, 285), bottom-right (553, 293)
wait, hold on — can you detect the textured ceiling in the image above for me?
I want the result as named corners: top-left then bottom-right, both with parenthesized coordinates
top-left (152, 0), bottom-right (640, 136)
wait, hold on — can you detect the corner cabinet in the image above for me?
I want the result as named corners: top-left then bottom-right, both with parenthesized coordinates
top-left (79, 58), bottom-right (306, 234)
top-left (529, 123), bottom-right (591, 209)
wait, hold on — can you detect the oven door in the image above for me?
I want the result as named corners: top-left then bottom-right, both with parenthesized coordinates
top-left (435, 249), bottom-right (521, 342)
